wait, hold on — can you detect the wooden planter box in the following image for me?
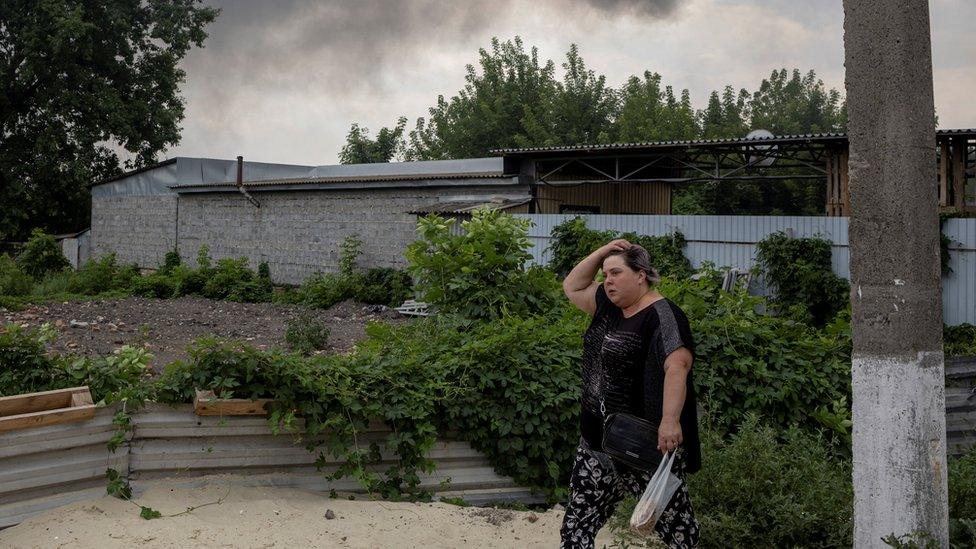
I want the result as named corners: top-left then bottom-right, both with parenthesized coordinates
top-left (0, 386), bottom-right (96, 433)
top-left (193, 389), bottom-right (275, 416)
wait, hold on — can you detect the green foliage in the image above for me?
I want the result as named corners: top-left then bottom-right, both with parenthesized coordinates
top-left (105, 468), bottom-right (132, 500)
top-left (614, 71), bottom-right (699, 142)
top-left (299, 272), bottom-right (355, 309)
top-left (406, 210), bottom-right (561, 321)
top-left (66, 253), bottom-right (139, 295)
top-left (658, 271), bottom-right (853, 439)
top-left (130, 274), bottom-right (177, 299)
top-left (945, 324), bottom-right (976, 358)
top-left (0, 323), bottom-right (151, 403)
top-left (284, 312), bottom-right (331, 354)
top-left (407, 37), bottom-right (557, 160)
top-left (610, 418), bottom-right (853, 548)
top-left (339, 235), bottom-right (364, 278)
top-left (950, 449), bottom-right (976, 545)
top-left (339, 117), bottom-right (407, 164)
top-left (0, 1), bottom-right (218, 241)
top-left (355, 267), bottom-right (413, 306)
top-left (161, 249), bottom-right (182, 275)
top-left (16, 229), bottom-right (70, 279)
top-left (755, 232), bottom-right (850, 327)
top-left (435, 311), bottom-right (586, 499)
top-left (547, 217), bottom-right (691, 279)
top-left (0, 254), bottom-right (33, 296)
top-left (688, 419), bottom-right (853, 548)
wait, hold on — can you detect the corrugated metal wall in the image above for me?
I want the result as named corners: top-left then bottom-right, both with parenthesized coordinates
top-left (0, 407), bottom-right (125, 528)
top-left (535, 182), bottom-right (670, 214)
top-left (516, 214), bottom-right (976, 326)
top-left (0, 404), bottom-right (537, 529)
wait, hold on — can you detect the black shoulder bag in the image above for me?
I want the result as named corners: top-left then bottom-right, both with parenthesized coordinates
top-left (602, 412), bottom-right (662, 471)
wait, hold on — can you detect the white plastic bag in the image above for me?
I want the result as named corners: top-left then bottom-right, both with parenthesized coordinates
top-left (629, 450), bottom-right (682, 535)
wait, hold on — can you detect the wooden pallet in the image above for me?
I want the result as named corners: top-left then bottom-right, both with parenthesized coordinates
top-left (0, 386), bottom-right (96, 433)
top-left (193, 389), bottom-right (275, 416)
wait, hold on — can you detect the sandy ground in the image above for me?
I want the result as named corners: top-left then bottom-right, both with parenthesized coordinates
top-left (0, 478), bottom-right (622, 549)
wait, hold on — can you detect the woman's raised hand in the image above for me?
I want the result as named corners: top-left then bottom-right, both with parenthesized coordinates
top-left (601, 239), bottom-right (632, 256)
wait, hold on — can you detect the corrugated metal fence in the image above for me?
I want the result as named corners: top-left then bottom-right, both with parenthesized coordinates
top-left (0, 404), bottom-right (536, 529)
top-left (515, 214), bottom-right (976, 326)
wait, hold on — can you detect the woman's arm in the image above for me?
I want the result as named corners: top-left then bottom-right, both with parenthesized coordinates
top-left (562, 238), bottom-right (631, 316)
top-left (658, 347), bottom-right (693, 453)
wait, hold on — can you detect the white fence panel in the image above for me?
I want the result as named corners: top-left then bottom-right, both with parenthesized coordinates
top-left (516, 214), bottom-right (975, 326)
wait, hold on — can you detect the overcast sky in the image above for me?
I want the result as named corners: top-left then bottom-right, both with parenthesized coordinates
top-left (161, 0), bottom-right (976, 167)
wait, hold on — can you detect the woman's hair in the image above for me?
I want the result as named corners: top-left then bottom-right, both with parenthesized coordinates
top-left (606, 245), bottom-right (661, 285)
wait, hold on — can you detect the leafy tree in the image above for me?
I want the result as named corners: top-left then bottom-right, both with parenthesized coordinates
top-left (699, 85), bottom-right (750, 139)
top-left (613, 71), bottom-right (699, 142)
top-left (338, 117), bottom-right (407, 164)
top-left (522, 44), bottom-right (615, 146)
top-left (406, 37), bottom-right (557, 160)
top-left (0, 0), bottom-right (219, 240)
top-left (749, 68), bottom-right (846, 135)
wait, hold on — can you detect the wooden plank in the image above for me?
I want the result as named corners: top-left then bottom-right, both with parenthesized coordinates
top-left (193, 389), bottom-right (274, 416)
top-left (953, 138), bottom-right (967, 208)
top-left (0, 387), bottom-right (89, 417)
top-left (939, 141), bottom-right (950, 206)
top-left (825, 149), bottom-right (836, 215)
top-left (0, 405), bottom-right (97, 433)
top-left (840, 149), bottom-right (851, 216)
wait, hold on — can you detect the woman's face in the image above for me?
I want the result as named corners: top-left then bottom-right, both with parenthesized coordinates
top-left (602, 254), bottom-right (646, 307)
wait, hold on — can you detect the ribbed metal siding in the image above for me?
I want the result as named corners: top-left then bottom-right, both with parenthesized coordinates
top-left (0, 407), bottom-right (126, 528)
top-left (517, 214), bottom-right (975, 325)
top-left (0, 404), bottom-right (539, 529)
top-left (535, 182), bottom-right (670, 214)
top-left (944, 219), bottom-right (976, 328)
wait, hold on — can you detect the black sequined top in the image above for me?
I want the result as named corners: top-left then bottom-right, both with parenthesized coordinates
top-left (579, 283), bottom-right (701, 473)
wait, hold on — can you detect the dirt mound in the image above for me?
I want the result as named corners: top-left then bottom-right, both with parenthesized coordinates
top-left (1, 297), bottom-right (411, 369)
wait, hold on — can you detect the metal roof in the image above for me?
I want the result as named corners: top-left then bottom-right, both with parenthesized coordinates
top-left (491, 128), bottom-right (976, 156)
top-left (170, 171), bottom-right (510, 191)
top-left (408, 198), bottom-right (532, 215)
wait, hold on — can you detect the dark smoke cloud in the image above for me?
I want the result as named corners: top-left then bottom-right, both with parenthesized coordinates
top-left (184, 0), bottom-right (683, 96)
top-left (577, 0), bottom-right (680, 17)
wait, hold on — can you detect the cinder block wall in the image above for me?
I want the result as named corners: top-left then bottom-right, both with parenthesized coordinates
top-left (168, 185), bottom-right (528, 284)
top-left (90, 195), bottom-right (178, 268)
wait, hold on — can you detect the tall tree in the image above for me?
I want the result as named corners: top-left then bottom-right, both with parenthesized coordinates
top-left (613, 71), bottom-right (699, 142)
top-left (338, 117), bottom-right (407, 164)
top-left (0, 0), bottom-right (219, 240)
top-left (699, 85), bottom-right (750, 139)
top-left (522, 44), bottom-right (616, 146)
top-left (749, 68), bottom-right (846, 134)
top-left (406, 37), bottom-right (557, 160)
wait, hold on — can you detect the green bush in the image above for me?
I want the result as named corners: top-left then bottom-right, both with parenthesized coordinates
top-left (161, 249), bottom-right (182, 274)
top-left (0, 254), bottom-right (33, 296)
top-left (755, 232), bottom-right (850, 327)
top-left (130, 274), bottom-right (177, 299)
top-left (16, 229), bottom-right (70, 280)
top-left (0, 323), bottom-right (150, 403)
top-left (66, 253), bottom-right (139, 295)
top-left (406, 210), bottom-right (561, 321)
top-left (950, 449), bottom-right (976, 545)
top-left (299, 272), bottom-right (355, 309)
top-left (610, 417), bottom-right (853, 548)
top-left (172, 264), bottom-right (208, 297)
top-left (355, 267), bottom-right (413, 306)
top-left (284, 311), bottom-right (331, 354)
top-left (945, 324), bottom-right (976, 358)
top-left (658, 271), bottom-right (853, 441)
top-left (547, 217), bottom-right (692, 279)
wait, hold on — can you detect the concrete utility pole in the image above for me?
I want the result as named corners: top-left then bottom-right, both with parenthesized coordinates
top-left (843, 0), bottom-right (949, 546)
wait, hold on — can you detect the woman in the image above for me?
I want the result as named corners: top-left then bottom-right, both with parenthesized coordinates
top-left (559, 239), bottom-right (701, 549)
